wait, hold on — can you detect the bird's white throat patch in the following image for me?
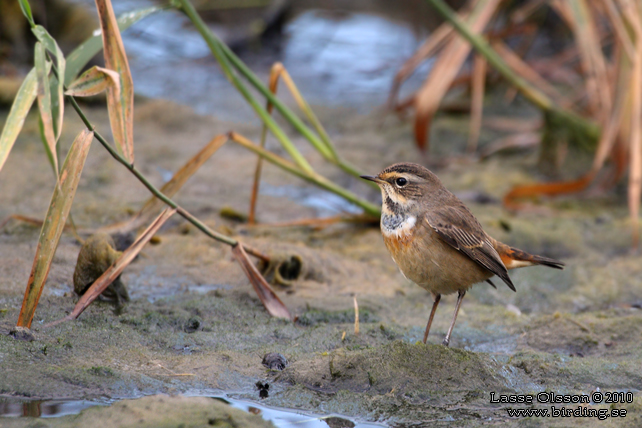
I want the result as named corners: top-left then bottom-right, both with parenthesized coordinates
top-left (381, 214), bottom-right (417, 237)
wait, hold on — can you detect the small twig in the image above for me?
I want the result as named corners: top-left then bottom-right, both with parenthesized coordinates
top-left (0, 215), bottom-right (49, 231)
top-left (565, 316), bottom-right (592, 333)
top-left (154, 363), bottom-right (195, 377)
top-left (245, 214), bottom-right (379, 229)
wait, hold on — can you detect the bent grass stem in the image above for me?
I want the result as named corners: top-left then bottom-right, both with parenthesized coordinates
top-left (66, 96), bottom-right (269, 261)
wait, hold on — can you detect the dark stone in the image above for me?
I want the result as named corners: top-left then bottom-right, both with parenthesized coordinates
top-left (255, 380), bottom-right (270, 399)
top-left (262, 352), bottom-right (288, 371)
top-left (324, 416), bottom-right (355, 428)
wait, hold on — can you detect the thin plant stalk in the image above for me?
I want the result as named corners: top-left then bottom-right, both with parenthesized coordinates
top-left (467, 54), bottom-right (486, 153)
top-left (268, 63), bottom-right (338, 161)
top-left (219, 43), bottom-right (367, 181)
top-left (248, 65), bottom-right (281, 225)
top-left (248, 62), bottom-right (362, 224)
top-left (230, 132), bottom-right (381, 217)
top-left (66, 96), bottom-right (269, 261)
top-left (627, 24), bottom-right (642, 247)
top-left (102, 134), bottom-right (228, 234)
top-left (174, 0), bottom-right (314, 173)
top-left (175, 0), bottom-right (367, 182)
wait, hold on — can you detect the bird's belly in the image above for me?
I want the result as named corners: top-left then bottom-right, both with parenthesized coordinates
top-left (383, 227), bottom-right (492, 295)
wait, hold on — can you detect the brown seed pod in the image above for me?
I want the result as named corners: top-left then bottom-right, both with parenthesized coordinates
top-left (73, 233), bottom-right (129, 304)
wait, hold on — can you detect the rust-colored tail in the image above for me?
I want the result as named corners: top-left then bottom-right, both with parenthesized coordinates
top-left (495, 242), bottom-right (565, 270)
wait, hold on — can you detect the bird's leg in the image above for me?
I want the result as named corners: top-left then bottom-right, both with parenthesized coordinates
top-left (442, 290), bottom-right (466, 347)
top-left (423, 293), bottom-right (441, 344)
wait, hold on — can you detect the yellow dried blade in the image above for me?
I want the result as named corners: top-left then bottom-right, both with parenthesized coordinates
top-left (17, 130), bottom-right (94, 328)
top-left (34, 42), bottom-right (58, 175)
top-left (0, 69), bottom-right (38, 172)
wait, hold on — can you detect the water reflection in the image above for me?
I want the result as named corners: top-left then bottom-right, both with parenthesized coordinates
top-left (221, 396), bottom-right (383, 428)
top-left (0, 399), bottom-right (107, 418)
top-left (282, 10), bottom-right (431, 111)
top-left (0, 396), bottom-right (383, 427)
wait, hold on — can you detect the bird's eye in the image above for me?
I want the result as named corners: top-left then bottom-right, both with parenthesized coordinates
top-left (395, 177), bottom-right (408, 187)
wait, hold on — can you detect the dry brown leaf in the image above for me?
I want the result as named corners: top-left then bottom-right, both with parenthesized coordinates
top-left (95, 0), bottom-right (135, 164)
top-left (414, 0), bottom-right (501, 150)
top-left (492, 40), bottom-right (565, 103)
top-left (34, 42), bottom-right (58, 175)
top-left (388, 20), bottom-right (457, 110)
top-left (503, 175), bottom-right (595, 211)
top-left (231, 244), bottom-right (291, 320)
top-left (65, 66), bottom-right (121, 97)
top-left (479, 132), bottom-right (541, 159)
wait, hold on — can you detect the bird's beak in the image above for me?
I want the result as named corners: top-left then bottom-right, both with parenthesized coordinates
top-left (360, 175), bottom-right (384, 184)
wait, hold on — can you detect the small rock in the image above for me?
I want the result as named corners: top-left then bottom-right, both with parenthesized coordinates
top-left (262, 352), bottom-right (288, 371)
top-left (255, 381), bottom-right (269, 399)
top-left (9, 326), bottom-right (35, 342)
top-left (325, 416), bottom-right (355, 428)
top-left (73, 233), bottom-right (129, 305)
top-left (506, 304), bottom-right (522, 317)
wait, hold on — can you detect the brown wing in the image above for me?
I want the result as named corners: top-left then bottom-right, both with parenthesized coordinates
top-left (425, 207), bottom-right (515, 291)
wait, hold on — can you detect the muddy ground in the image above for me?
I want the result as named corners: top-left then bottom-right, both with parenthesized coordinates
top-left (0, 98), bottom-right (641, 427)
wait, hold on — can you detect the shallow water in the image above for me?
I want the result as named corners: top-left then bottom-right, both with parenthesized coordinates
top-left (0, 398), bottom-right (109, 418)
top-left (0, 394), bottom-right (385, 427)
top-left (73, 0), bottom-right (432, 120)
top-left (260, 183), bottom-right (364, 216)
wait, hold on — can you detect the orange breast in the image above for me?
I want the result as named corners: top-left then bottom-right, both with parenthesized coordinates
top-left (383, 232), bottom-right (415, 256)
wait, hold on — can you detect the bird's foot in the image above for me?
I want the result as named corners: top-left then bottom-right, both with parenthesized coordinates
top-left (442, 338), bottom-right (450, 347)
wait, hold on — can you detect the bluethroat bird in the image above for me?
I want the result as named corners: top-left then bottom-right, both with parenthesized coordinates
top-left (361, 163), bottom-right (564, 346)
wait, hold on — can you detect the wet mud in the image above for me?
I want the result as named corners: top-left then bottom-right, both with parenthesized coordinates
top-left (0, 99), bottom-right (641, 427)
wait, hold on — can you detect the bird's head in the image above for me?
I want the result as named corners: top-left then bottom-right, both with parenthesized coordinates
top-left (361, 163), bottom-right (442, 215)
